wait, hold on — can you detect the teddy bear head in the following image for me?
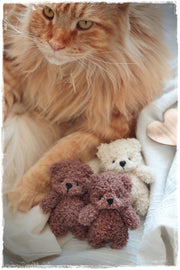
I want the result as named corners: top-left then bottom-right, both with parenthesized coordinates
top-left (97, 138), bottom-right (143, 173)
top-left (50, 160), bottom-right (93, 197)
top-left (88, 172), bottom-right (132, 210)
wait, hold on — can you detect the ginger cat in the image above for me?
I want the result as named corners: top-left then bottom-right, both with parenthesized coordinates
top-left (3, 3), bottom-right (169, 211)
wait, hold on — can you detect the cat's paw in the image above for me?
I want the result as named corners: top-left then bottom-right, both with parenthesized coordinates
top-left (8, 188), bottom-right (48, 212)
top-left (8, 188), bottom-right (34, 212)
top-left (8, 187), bottom-right (46, 212)
top-left (8, 179), bottom-right (50, 212)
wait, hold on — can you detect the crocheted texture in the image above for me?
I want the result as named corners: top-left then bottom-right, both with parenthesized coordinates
top-left (97, 138), bottom-right (154, 216)
top-left (40, 160), bottom-right (93, 239)
top-left (79, 171), bottom-right (140, 249)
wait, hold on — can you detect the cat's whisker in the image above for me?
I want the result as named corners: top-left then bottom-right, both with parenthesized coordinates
top-left (86, 54), bottom-right (132, 90)
top-left (87, 54), bottom-right (122, 91)
top-left (89, 50), bottom-right (119, 57)
top-left (86, 55), bottom-right (112, 71)
top-left (88, 53), bottom-right (137, 65)
top-left (64, 52), bottom-right (87, 58)
top-left (91, 49), bottom-right (126, 55)
top-left (76, 58), bottom-right (87, 69)
top-left (4, 33), bottom-right (37, 49)
top-left (85, 56), bottom-right (116, 85)
top-left (3, 19), bottom-right (35, 42)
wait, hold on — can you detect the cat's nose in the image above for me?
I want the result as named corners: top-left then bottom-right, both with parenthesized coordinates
top-left (48, 39), bottom-right (65, 51)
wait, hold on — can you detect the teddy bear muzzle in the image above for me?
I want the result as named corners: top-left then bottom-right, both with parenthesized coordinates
top-left (66, 182), bottom-right (72, 191)
top-left (98, 193), bottom-right (122, 210)
top-left (107, 198), bottom-right (113, 205)
top-left (119, 161), bottom-right (126, 168)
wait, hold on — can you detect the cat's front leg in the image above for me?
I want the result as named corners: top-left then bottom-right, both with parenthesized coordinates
top-left (8, 130), bottom-right (101, 212)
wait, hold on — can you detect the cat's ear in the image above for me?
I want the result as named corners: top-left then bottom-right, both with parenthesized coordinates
top-left (116, 3), bottom-right (130, 32)
top-left (117, 3), bottom-right (130, 12)
top-left (3, 3), bottom-right (27, 12)
top-left (13, 4), bottom-right (27, 9)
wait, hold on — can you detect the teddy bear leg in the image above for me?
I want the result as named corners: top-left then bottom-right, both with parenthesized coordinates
top-left (49, 216), bottom-right (68, 237)
top-left (71, 224), bottom-right (88, 240)
top-left (87, 228), bottom-right (105, 248)
top-left (50, 223), bottom-right (68, 237)
top-left (109, 227), bottom-right (128, 249)
top-left (88, 237), bottom-right (105, 248)
top-left (131, 180), bottom-right (150, 216)
top-left (133, 191), bottom-right (150, 216)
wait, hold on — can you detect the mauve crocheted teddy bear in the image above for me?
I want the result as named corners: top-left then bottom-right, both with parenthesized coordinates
top-left (40, 160), bottom-right (93, 240)
top-left (79, 171), bottom-right (140, 249)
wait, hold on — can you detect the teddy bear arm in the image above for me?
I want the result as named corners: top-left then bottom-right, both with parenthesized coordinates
top-left (79, 204), bottom-right (98, 226)
top-left (121, 205), bottom-right (140, 230)
top-left (82, 192), bottom-right (90, 205)
top-left (39, 190), bottom-right (61, 214)
top-left (136, 165), bottom-right (154, 184)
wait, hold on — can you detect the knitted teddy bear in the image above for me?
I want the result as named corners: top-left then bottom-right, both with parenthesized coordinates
top-left (96, 138), bottom-right (154, 216)
top-left (79, 172), bottom-right (140, 249)
top-left (40, 160), bottom-right (93, 240)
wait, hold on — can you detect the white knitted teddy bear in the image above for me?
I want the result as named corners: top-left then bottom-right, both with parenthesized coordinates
top-left (96, 138), bottom-right (154, 216)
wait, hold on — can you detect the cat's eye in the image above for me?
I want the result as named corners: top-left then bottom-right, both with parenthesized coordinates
top-left (43, 6), bottom-right (54, 20)
top-left (77, 20), bottom-right (93, 30)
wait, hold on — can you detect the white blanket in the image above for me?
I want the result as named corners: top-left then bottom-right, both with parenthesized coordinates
top-left (3, 3), bottom-right (178, 266)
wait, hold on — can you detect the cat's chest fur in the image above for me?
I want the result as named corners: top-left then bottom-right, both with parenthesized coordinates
top-left (22, 63), bottom-right (91, 125)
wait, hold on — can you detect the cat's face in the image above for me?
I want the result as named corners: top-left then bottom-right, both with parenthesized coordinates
top-left (27, 3), bottom-right (128, 66)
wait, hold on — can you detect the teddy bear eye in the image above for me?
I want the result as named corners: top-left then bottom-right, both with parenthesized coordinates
top-left (99, 196), bottom-right (103, 200)
top-left (75, 182), bottom-right (79, 186)
top-left (60, 180), bottom-right (64, 183)
top-left (112, 160), bottom-right (116, 163)
top-left (128, 158), bottom-right (131, 160)
top-left (116, 195), bottom-right (120, 198)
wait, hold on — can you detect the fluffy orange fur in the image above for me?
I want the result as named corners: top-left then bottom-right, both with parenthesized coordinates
top-left (3, 3), bottom-right (169, 211)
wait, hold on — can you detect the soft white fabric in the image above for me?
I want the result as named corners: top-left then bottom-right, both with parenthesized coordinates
top-left (3, 3), bottom-right (178, 266)
top-left (136, 71), bottom-right (178, 265)
top-left (3, 203), bottom-right (61, 264)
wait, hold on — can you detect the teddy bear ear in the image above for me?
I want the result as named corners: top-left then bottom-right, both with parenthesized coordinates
top-left (49, 162), bottom-right (64, 178)
top-left (87, 174), bottom-right (100, 190)
top-left (128, 138), bottom-right (141, 152)
top-left (120, 174), bottom-right (132, 193)
top-left (80, 163), bottom-right (94, 178)
top-left (97, 143), bottom-right (109, 160)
